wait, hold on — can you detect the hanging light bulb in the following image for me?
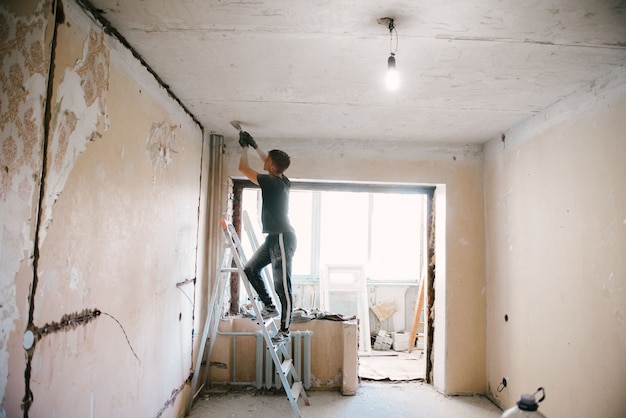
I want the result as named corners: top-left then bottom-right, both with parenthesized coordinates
top-left (386, 53), bottom-right (399, 90)
top-left (378, 17), bottom-right (399, 91)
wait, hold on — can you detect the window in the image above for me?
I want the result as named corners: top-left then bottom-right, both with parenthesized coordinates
top-left (241, 186), bottom-right (427, 283)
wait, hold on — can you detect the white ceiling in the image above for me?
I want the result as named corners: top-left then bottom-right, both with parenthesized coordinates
top-left (85, 0), bottom-right (626, 145)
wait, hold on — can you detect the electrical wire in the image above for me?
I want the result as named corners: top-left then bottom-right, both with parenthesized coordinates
top-left (101, 311), bottom-right (141, 363)
top-left (388, 20), bottom-right (398, 54)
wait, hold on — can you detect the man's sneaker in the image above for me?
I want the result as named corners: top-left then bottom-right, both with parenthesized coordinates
top-left (260, 306), bottom-right (279, 319)
top-left (271, 330), bottom-right (290, 344)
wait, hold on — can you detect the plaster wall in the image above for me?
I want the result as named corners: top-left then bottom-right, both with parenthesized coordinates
top-left (223, 136), bottom-right (487, 395)
top-left (483, 68), bottom-right (626, 417)
top-left (1, 1), bottom-right (208, 417)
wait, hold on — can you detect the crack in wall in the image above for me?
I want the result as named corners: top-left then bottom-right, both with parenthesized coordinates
top-left (22, 1), bottom-right (113, 415)
top-left (29, 308), bottom-right (100, 341)
top-left (0, 2), bottom-right (52, 415)
top-left (22, 0), bottom-right (62, 415)
top-left (154, 380), bottom-right (188, 418)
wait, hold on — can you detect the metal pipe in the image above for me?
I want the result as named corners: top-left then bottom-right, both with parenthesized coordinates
top-left (303, 331), bottom-right (312, 389)
top-left (294, 332), bottom-right (302, 384)
top-left (255, 332), bottom-right (263, 389)
top-left (216, 330), bottom-right (264, 386)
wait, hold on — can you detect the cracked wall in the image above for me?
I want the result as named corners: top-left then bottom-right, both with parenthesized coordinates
top-left (0, 2), bottom-right (51, 417)
top-left (1, 1), bottom-right (208, 417)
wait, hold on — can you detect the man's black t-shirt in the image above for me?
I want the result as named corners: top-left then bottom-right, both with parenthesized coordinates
top-left (257, 174), bottom-right (293, 234)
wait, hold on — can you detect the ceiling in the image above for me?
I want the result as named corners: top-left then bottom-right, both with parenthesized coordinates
top-left (84, 0), bottom-right (626, 145)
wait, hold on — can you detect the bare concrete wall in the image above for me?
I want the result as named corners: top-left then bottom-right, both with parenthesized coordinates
top-left (223, 136), bottom-right (487, 395)
top-left (1, 1), bottom-right (209, 417)
top-left (484, 68), bottom-right (626, 417)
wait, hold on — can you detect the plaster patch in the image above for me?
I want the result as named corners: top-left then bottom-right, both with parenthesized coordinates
top-left (69, 266), bottom-right (80, 290)
top-left (42, 28), bottom-right (110, 243)
top-left (146, 121), bottom-right (177, 183)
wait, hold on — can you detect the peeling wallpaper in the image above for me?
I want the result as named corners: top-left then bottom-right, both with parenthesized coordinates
top-left (0, 2), bottom-right (50, 414)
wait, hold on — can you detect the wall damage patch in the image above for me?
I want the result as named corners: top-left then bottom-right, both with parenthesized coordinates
top-left (0, 2), bottom-right (49, 414)
top-left (146, 121), bottom-right (177, 182)
top-left (0, 6), bottom-right (47, 202)
top-left (43, 28), bottom-right (110, 240)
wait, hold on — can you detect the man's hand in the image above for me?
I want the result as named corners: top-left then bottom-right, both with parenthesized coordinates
top-left (239, 131), bottom-right (250, 148)
top-left (240, 131), bottom-right (258, 149)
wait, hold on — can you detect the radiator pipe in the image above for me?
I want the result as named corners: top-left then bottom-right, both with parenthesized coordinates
top-left (216, 330), bottom-right (264, 388)
top-left (303, 331), bottom-right (312, 389)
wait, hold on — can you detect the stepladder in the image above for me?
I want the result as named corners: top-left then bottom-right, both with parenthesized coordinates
top-left (188, 219), bottom-right (310, 417)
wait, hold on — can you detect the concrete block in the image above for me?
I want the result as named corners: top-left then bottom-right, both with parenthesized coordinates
top-left (392, 331), bottom-right (410, 351)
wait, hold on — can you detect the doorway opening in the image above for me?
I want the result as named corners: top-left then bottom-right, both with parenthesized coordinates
top-left (231, 179), bottom-right (437, 383)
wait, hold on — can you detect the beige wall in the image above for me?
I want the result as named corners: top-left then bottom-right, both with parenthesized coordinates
top-left (484, 68), bottom-right (626, 417)
top-left (223, 135), bottom-right (488, 395)
top-left (1, 1), bottom-right (209, 417)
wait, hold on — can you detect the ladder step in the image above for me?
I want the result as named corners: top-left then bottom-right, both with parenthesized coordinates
top-left (281, 358), bottom-right (293, 375)
top-left (290, 381), bottom-right (302, 402)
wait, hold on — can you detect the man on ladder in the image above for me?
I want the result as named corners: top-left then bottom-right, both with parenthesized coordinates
top-left (238, 130), bottom-right (296, 344)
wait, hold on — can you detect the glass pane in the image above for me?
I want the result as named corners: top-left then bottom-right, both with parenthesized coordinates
top-left (370, 193), bottom-right (424, 281)
top-left (319, 191), bottom-right (369, 266)
top-left (289, 190), bottom-right (313, 276)
top-left (241, 189), bottom-right (262, 259)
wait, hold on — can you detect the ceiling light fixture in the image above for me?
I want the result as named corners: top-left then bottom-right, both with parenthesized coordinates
top-left (378, 17), bottom-right (399, 91)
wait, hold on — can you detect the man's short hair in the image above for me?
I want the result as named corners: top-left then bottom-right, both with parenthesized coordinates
top-left (269, 149), bottom-right (290, 174)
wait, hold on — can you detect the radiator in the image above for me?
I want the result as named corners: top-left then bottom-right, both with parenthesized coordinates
top-left (215, 329), bottom-right (313, 389)
top-left (262, 330), bottom-right (313, 390)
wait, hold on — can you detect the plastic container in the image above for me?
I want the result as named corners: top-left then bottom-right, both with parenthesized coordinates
top-left (501, 387), bottom-right (547, 418)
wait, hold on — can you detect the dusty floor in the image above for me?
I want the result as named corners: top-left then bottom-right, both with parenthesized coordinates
top-left (189, 380), bottom-right (503, 418)
top-left (358, 349), bottom-right (425, 381)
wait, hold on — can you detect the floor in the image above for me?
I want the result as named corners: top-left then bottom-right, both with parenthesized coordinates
top-left (189, 343), bottom-right (501, 418)
top-left (358, 349), bottom-right (425, 381)
top-left (188, 381), bottom-right (503, 418)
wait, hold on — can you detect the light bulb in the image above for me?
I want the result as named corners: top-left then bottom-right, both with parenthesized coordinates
top-left (386, 54), bottom-right (399, 90)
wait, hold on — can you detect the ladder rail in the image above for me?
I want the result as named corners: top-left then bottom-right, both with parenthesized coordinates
top-left (186, 244), bottom-right (233, 412)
